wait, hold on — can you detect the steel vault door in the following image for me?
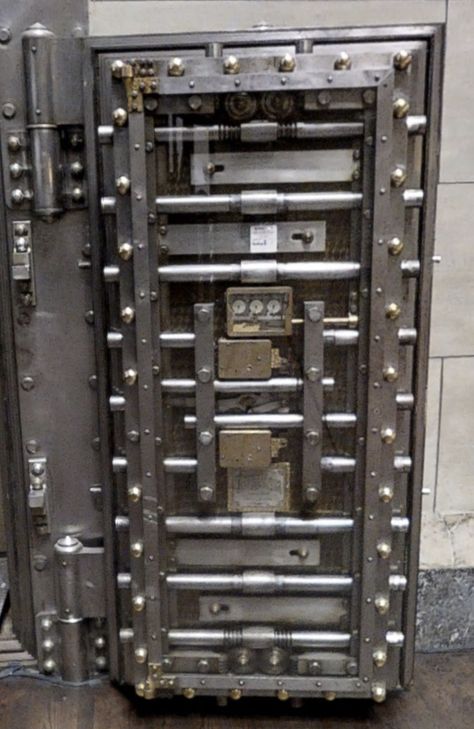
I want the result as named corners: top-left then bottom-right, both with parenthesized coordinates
top-left (87, 28), bottom-right (442, 702)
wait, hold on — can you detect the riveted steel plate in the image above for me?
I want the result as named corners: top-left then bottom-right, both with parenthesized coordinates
top-left (176, 539), bottom-right (320, 568)
top-left (199, 596), bottom-right (345, 625)
top-left (228, 462), bottom-right (291, 511)
top-left (219, 429), bottom-right (272, 470)
top-left (218, 338), bottom-right (272, 380)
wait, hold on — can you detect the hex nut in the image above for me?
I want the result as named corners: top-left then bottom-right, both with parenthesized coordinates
top-left (334, 51), bottom-right (351, 70)
top-left (223, 55), bottom-right (240, 75)
top-left (168, 57), bottom-right (185, 77)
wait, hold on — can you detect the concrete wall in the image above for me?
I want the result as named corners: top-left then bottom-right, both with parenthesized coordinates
top-left (88, 0), bottom-right (474, 571)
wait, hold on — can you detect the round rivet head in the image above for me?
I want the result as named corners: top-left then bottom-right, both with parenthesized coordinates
top-left (111, 59), bottom-right (125, 78)
top-left (95, 636), bottom-right (106, 649)
top-left (197, 658), bottom-right (210, 673)
top-left (43, 658), bottom-right (56, 674)
top-left (71, 186), bottom-right (84, 202)
top-left (378, 484), bottom-right (394, 503)
top-left (7, 134), bottom-right (21, 152)
top-left (116, 175), bottom-right (131, 195)
top-left (199, 485), bottom-right (214, 502)
top-left (197, 367), bottom-right (212, 383)
top-left (123, 368), bottom-right (138, 385)
top-left (394, 49), bottom-right (413, 71)
top-left (381, 427), bottom-right (396, 445)
top-left (132, 595), bottom-right (146, 612)
top-left (377, 541), bottom-right (392, 559)
top-left (385, 302), bottom-right (401, 320)
top-left (373, 648), bottom-right (387, 668)
top-left (372, 682), bottom-right (387, 703)
top-left (2, 102), bottom-right (16, 119)
top-left (134, 647), bottom-right (148, 664)
top-left (130, 540), bottom-right (143, 558)
top-left (223, 55), bottom-right (240, 74)
top-left (277, 689), bottom-right (290, 701)
top-left (279, 53), bottom-right (296, 72)
top-left (229, 688), bottom-right (242, 700)
top-left (11, 188), bottom-right (24, 205)
top-left (199, 430), bottom-right (214, 445)
top-left (168, 57), bottom-right (185, 77)
top-left (128, 485), bottom-right (142, 503)
top-left (112, 107), bottom-right (128, 127)
top-left (388, 237), bottom-right (404, 256)
top-left (121, 305), bottom-right (135, 324)
top-left (375, 594), bottom-right (390, 615)
top-left (324, 691), bottom-right (337, 701)
top-left (183, 687), bottom-right (196, 699)
top-left (334, 51), bottom-right (351, 70)
top-left (0, 27), bottom-right (12, 44)
top-left (383, 365), bottom-right (398, 383)
top-left (41, 638), bottom-right (54, 653)
top-left (118, 241), bottom-right (133, 260)
top-left (391, 166), bottom-right (407, 188)
top-left (9, 162), bottom-right (23, 179)
top-left (305, 486), bottom-right (320, 503)
top-left (393, 97), bottom-right (410, 118)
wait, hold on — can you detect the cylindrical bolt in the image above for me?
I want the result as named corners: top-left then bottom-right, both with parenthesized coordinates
top-left (373, 648), bottom-right (387, 668)
top-left (377, 541), bottom-right (392, 559)
top-left (168, 58), bottom-right (185, 77)
top-left (388, 237), bottom-right (404, 255)
top-left (279, 53), bottom-right (296, 72)
top-left (130, 541), bottom-right (143, 558)
top-left (118, 242), bottom-right (133, 260)
top-left (123, 368), bottom-right (138, 385)
top-left (116, 175), bottom-right (131, 195)
top-left (372, 683), bottom-right (386, 703)
top-left (375, 594), bottom-right (390, 615)
top-left (135, 647), bottom-right (148, 664)
top-left (121, 306), bottom-right (135, 324)
top-left (111, 59), bottom-right (125, 78)
top-left (334, 51), bottom-right (351, 70)
top-left (394, 49), bottom-right (413, 70)
top-left (112, 107), bottom-right (128, 127)
top-left (381, 427), bottom-right (396, 445)
top-left (391, 167), bottom-right (407, 187)
top-left (132, 595), bottom-right (146, 612)
top-left (223, 55), bottom-right (240, 74)
top-left (385, 302), bottom-right (401, 320)
top-left (393, 97), bottom-right (410, 118)
top-left (183, 687), bottom-right (196, 699)
top-left (379, 484), bottom-right (394, 503)
top-left (128, 485), bottom-right (142, 503)
top-left (383, 365), bottom-right (398, 382)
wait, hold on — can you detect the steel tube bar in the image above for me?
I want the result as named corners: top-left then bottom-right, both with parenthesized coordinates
top-left (155, 191), bottom-right (363, 214)
top-left (166, 571), bottom-right (353, 593)
top-left (154, 121), bottom-right (364, 143)
top-left (162, 455), bottom-right (356, 474)
top-left (403, 189), bottom-right (424, 207)
top-left (161, 376), bottom-right (335, 394)
top-left (406, 115), bottom-right (427, 134)
top-left (158, 260), bottom-right (360, 283)
top-left (183, 413), bottom-right (357, 429)
top-left (167, 628), bottom-right (351, 649)
top-left (159, 329), bottom-right (359, 348)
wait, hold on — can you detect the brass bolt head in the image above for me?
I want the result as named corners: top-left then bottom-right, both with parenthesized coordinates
top-left (373, 648), bottom-right (388, 668)
top-left (383, 365), bottom-right (398, 383)
top-left (132, 595), bottom-right (146, 612)
top-left (375, 594), bottom-right (390, 615)
top-left (388, 236), bottom-right (404, 256)
top-left (121, 305), bottom-right (135, 324)
top-left (381, 427), bottom-right (396, 445)
top-left (279, 53), bottom-right (296, 72)
top-left (123, 368), bottom-right (138, 385)
top-left (118, 242), bottom-right (133, 260)
top-left (223, 55), bottom-right (240, 74)
top-left (334, 51), bottom-right (352, 70)
top-left (394, 49), bottom-right (413, 71)
top-left (134, 646), bottom-right (148, 664)
top-left (378, 484), bottom-right (394, 503)
top-left (130, 540), bottom-right (143, 558)
top-left (111, 59), bottom-right (125, 78)
top-left (112, 107), bottom-right (128, 127)
top-left (391, 166), bottom-right (407, 188)
top-left (385, 302), bottom-right (401, 320)
top-left (7, 134), bottom-right (21, 152)
top-left (229, 688), bottom-right (242, 700)
top-left (128, 484), bottom-right (142, 503)
top-left (135, 682), bottom-right (146, 697)
top-left (377, 540), bottom-right (392, 559)
top-left (183, 687), bottom-right (196, 699)
top-left (393, 97), bottom-right (410, 118)
top-left (168, 57), bottom-right (185, 77)
top-left (277, 689), bottom-right (290, 701)
top-left (372, 682), bottom-right (387, 703)
top-left (116, 175), bottom-right (131, 195)
top-left (324, 691), bottom-right (337, 701)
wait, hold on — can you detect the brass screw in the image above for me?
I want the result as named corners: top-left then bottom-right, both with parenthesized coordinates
top-left (375, 594), bottom-right (390, 615)
top-left (229, 688), bottom-right (242, 700)
top-left (383, 365), bottom-right (398, 383)
top-left (123, 368), bottom-right (138, 385)
top-left (116, 175), bottom-right (131, 195)
top-left (121, 306), bottom-right (135, 324)
top-left (128, 484), bottom-right (142, 503)
top-left (381, 427), bottom-right (396, 445)
top-left (394, 49), bottom-right (413, 71)
top-left (223, 55), bottom-right (240, 74)
top-left (168, 57), bottom-right (185, 77)
top-left (118, 242), bottom-right (133, 260)
top-left (334, 51), bottom-right (351, 70)
top-left (112, 107), bottom-right (128, 127)
top-left (134, 647), bottom-right (148, 664)
top-left (372, 682), bottom-right (387, 703)
top-left (130, 540), bottom-right (143, 558)
top-left (324, 691), bottom-right (337, 701)
top-left (132, 595), bottom-right (146, 612)
top-left (279, 53), bottom-right (296, 72)
top-left (391, 166), bottom-right (407, 188)
top-left (393, 97), bottom-right (410, 118)
top-left (377, 541), bottom-right (392, 559)
top-left (379, 484), bottom-right (394, 503)
top-left (385, 302), bottom-right (401, 320)
top-left (277, 689), bottom-right (290, 701)
top-left (388, 237), bottom-right (404, 256)
top-left (183, 687), bottom-right (196, 699)
top-left (373, 648), bottom-right (388, 668)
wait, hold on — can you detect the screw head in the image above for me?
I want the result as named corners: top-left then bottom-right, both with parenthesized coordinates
top-left (21, 375), bottom-right (35, 391)
top-left (197, 658), bottom-right (210, 673)
top-left (373, 648), bottom-right (387, 668)
top-left (391, 166), bottom-right (407, 188)
top-left (128, 485), bottom-right (142, 503)
top-left (305, 430), bottom-right (320, 446)
top-left (388, 237), bottom-right (404, 256)
top-left (134, 646), bottom-right (148, 664)
top-left (118, 241), bottom-right (133, 260)
top-left (302, 229), bottom-right (314, 244)
top-left (116, 175), bottom-right (131, 195)
top-left (130, 540), bottom-right (143, 558)
top-left (121, 305), bottom-right (135, 324)
top-left (223, 55), bottom-right (240, 74)
top-left (41, 638), bottom-right (54, 653)
top-left (112, 107), bottom-right (128, 127)
top-left (394, 49), bottom-right (413, 71)
top-left (168, 57), bottom-right (185, 76)
top-left (334, 51), bottom-right (351, 70)
top-left (111, 59), bottom-right (125, 78)
top-left (393, 97), bottom-right (410, 118)
top-left (94, 635), bottom-right (106, 649)
top-left (0, 27), bottom-right (12, 44)
top-left (381, 427), bottom-right (396, 444)
top-left (279, 53), bottom-right (296, 72)
top-left (383, 365), bottom-right (398, 383)
top-left (375, 594), bottom-right (390, 615)
top-left (305, 485), bottom-right (320, 503)
top-left (385, 302), bottom-right (401, 320)
top-left (378, 484), bottom-right (394, 503)
top-left (70, 160), bottom-right (84, 178)
top-left (183, 687), bottom-right (196, 699)
top-left (95, 655), bottom-right (107, 671)
top-left (132, 595), bottom-right (146, 612)
top-left (305, 366), bottom-right (320, 381)
top-left (377, 541), bottom-right (392, 559)
top-left (9, 162), bottom-right (23, 179)
top-left (197, 367), bottom-right (212, 383)
top-left (199, 430), bottom-right (214, 445)
top-left (123, 368), bottom-right (138, 385)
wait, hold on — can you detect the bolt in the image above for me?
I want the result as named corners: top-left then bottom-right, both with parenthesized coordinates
top-left (31, 462), bottom-right (44, 476)
top-left (377, 541), bottom-right (392, 559)
top-left (132, 595), bottom-right (146, 612)
top-left (305, 430), bottom-right (320, 446)
top-left (95, 655), bottom-right (107, 671)
top-left (121, 306), bottom-right (135, 324)
top-left (383, 365), bottom-right (398, 382)
top-left (229, 688), bottom-right (242, 700)
top-left (7, 135), bottom-right (21, 152)
top-left (197, 658), bottom-right (210, 673)
top-left (200, 485), bottom-right (214, 501)
top-left (116, 175), bottom-right (131, 195)
top-left (223, 55), bottom-right (240, 74)
top-left (305, 366), bottom-right (320, 382)
top-left (188, 94), bottom-right (202, 111)
top-left (112, 107), bottom-right (128, 127)
top-left (393, 97), bottom-right (410, 118)
top-left (297, 547), bottom-right (309, 560)
top-left (118, 241), bottom-right (133, 260)
top-left (2, 102), bottom-right (16, 119)
top-left (134, 647), bottom-right (148, 664)
top-left (301, 230), bottom-right (314, 244)
top-left (123, 368), bottom-right (138, 385)
top-left (197, 307), bottom-right (210, 322)
top-left (334, 51), bottom-right (351, 70)
top-left (33, 554), bottom-right (48, 571)
top-left (308, 308), bottom-right (321, 322)
top-left (43, 658), bottom-right (56, 674)
top-left (41, 617), bottom-right (53, 631)
top-left (111, 59), bottom-right (125, 78)
top-left (168, 57), bottom-right (185, 77)
top-left (0, 27), bottom-right (11, 44)
top-left (277, 689), bottom-right (290, 701)
top-left (381, 427), bottom-right (396, 445)
top-left (372, 682), bottom-right (386, 703)
top-left (21, 375), bottom-right (35, 391)
top-left (346, 659), bottom-right (358, 676)
top-left (41, 638), bottom-right (54, 653)
top-left (9, 162), bottom-right (23, 179)
top-left (373, 648), bottom-right (387, 668)
top-left (388, 237), bottom-right (404, 256)
top-left (94, 636), bottom-right (106, 649)
top-left (317, 91), bottom-right (330, 106)
top-left (305, 486), bottom-right (319, 503)
top-left (279, 53), bottom-right (296, 72)
top-left (391, 166), bottom-right (407, 187)
top-left (362, 89), bottom-right (376, 106)
top-left (375, 594), bottom-right (390, 615)
top-left (130, 540), bottom-right (143, 558)
top-left (394, 49), bottom-right (412, 71)
top-left (378, 484), bottom-right (393, 503)
top-left (324, 691), bottom-right (337, 701)
top-left (127, 429), bottom-right (140, 443)
top-left (197, 367), bottom-right (212, 383)
top-left (128, 485), bottom-right (142, 503)
top-left (183, 687), bottom-right (196, 699)
top-left (71, 187), bottom-right (84, 202)
top-left (309, 660), bottom-right (321, 675)
top-left (385, 302), bottom-right (401, 320)
top-left (11, 188), bottom-right (24, 205)
top-left (199, 430), bottom-right (213, 445)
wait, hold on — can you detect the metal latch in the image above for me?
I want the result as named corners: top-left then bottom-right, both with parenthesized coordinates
top-left (28, 457), bottom-right (50, 534)
top-left (12, 220), bottom-right (36, 306)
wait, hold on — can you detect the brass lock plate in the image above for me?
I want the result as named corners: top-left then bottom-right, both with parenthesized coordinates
top-left (227, 462), bottom-right (291, 512)
top-left (226, 286), bottom-right (293, 337)
top-left (218, 338), bottom-right (272, 379)
top-left (219, 429), bottom-right (272, 470)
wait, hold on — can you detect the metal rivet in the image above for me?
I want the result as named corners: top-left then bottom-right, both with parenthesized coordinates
top-left (132, 595), bottom-right (146, 612)
top-left (372, 682), bottom-right (387, 703)
top-left (21, 375), bottom-right (35, 391)
top-left (324, 691), bottom-right (337, 701)
top-left (388, 237), bottom-right (404, 256)
top-left (375, 594), bottom-right (390, 615)
top-left (112, 107), bottom-right (128, 127)
top-left (385, 302), bottom-right (401, 320)
top-left (2, 102), bottom-right (16, 119)
top-left (229, 688), bottom-right (242, 700)
top-left (199, 430), bottom-right (213, 445)
top-left (277, 689), bottom-right (290, 701)
top-left (111, 59), bottom-right (125, 78)
top-left (116, 175), bottom-right (130, 195)
top-left (373, 648), bottom-right (387, 668)
top-left (383, 365), bottom-right (398, 383)
top-left (334, 51), bottom-right (351, 70)
top-left (43, 658), bottom-right (56, 674)
top-left (377, 541), bottom-right (392, 559)
top-left (0, 27), bottom-right (12, 44)
top-left (168, 57), bottom-right (185, 77)
top-left (134, 647), bottom-right (148, 664)
top-left (393, 97), bottom-right (410, 118)
top-left (123, 368), bottom-right (137, 385)
top-left (223, 55), bottom-right (240, 74)
top-left (197, 367), bottom-right (212, 383)
top-left (391, 166), bottom-right (407, 188)
top-left (279, 53), bottom-right (295, 72)
top-left (130, 541), bottom-right (143, 558)
top-left (71, 187), bottom-right (84, 203)
top-left (378, 484), bottom-right (393, 503)
top-left (199, 485), bottom-right (214, 501)
top-left (7, 134), bottom-right (21, 152)
top-left (118, 242), bottom-right (133, 260)
top-left (121, 306), bottom-right (135, 324)
top-left (183, 687), bottom-right (196, 699)
top-left (11, 188), bottom-right (25, 205)
top-left (381, 427), bottom-right (396, 444)
top-left (394, 49), bottom-right (413, 71)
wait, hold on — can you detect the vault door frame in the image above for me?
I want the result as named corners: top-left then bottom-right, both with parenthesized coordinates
top-left (83, 24), bottom-right (443, 691)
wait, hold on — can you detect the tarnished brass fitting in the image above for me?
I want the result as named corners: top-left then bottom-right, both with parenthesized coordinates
top-left (388, 237), bottom-right (404, 256)
top-left (279, 53), bottom-right (296, 72)
top-left (334, 51), bottom-right (352, 70)
top-left (394, 49), bottom-right (413, 71)
top-left (168, 58), bottom-right (185, 77)
top-left (385, 302), bottom-right (401, 320)
top-left (393, 97), bottom-right (410, 118)
top-left (223, 55), bottom-right (240, 74)
top-left (118, 242), bottom-right (133, 260)
top-left (381, 427), bottom-right (396, 445)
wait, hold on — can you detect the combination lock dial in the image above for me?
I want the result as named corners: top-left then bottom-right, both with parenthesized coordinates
top-left (226, 286), bottom-right (293, 337)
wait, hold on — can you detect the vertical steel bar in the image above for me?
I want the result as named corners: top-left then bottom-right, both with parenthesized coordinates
top-left (194, 304), bottom-right (216, 502)
top-left (302, 301), bottom-right (324, 503)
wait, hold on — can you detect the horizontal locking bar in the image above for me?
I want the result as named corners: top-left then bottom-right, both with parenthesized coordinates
top-left (155, 121), bottom-right (365, 143)
top-left (162, 455), bottom-right (411, 474)
top-left (161, 376), bottom-right (335, 395)
top-left (402, 189), bottom-right (424, 207)
top-left (184, 413), bottom-right (356, 429)
top-left (159, 329), bottom-right (359, 348)
top-left (167, 627), bottom-right (352, 650)
top-left (166, 571), bottom-right (353, 594)
top-left (155, 191), bottom-right (363, 214)
top-left (158, 260), bottom-right (361, 283)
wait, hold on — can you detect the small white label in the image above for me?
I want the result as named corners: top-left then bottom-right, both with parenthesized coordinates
top-left (250, 224), bottom-right (278, 254)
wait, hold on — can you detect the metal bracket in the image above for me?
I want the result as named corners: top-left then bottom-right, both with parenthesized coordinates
top-left (27, 457), bottom-right (50, 535)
